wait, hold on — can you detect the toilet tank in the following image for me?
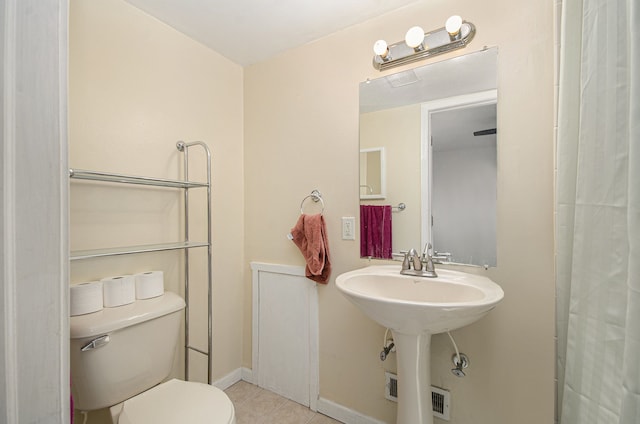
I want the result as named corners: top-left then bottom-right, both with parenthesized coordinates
top-left (70, 292), bottom-right (186, 411)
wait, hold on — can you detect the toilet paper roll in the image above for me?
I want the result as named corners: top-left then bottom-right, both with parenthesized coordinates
top-left (70, 281), bottom-right (104, 316)
top-left (101, 275), bottom-right (136, 307)
top-left (134, 271), bottom-right (164, 299)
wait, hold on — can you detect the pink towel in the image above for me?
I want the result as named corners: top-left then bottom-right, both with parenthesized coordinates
top-left (290, 214), bottom-right (331, 284)
top-left (360, 205), bottom-right (392, 259)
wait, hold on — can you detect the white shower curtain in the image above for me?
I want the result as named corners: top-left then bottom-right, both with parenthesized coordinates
top-left (557, 0), bottom-right (639, 423)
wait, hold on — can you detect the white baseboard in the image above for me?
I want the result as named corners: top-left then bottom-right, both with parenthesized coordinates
top-left (240, 367), bottom-right (255, 384)
top-left (212, 368), bottom-right (244, 390)
top-left (316, 397), bottom-right (389, 424)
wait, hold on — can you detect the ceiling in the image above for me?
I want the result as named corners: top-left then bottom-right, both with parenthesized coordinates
top-left (431, 104), bottom-right (497, 152)
top-left (124, 0), bottom-right (420, 66)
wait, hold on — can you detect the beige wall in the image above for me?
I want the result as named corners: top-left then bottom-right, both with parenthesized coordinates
top-left (244, 1), bottom-right (555, 424)
top-left (68, 0), bottom-right (244, 398)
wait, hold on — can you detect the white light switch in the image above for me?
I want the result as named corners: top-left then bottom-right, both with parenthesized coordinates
top-left (342, 217), bottom-right (356, 240)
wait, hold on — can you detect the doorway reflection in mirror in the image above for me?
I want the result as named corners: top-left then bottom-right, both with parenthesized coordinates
top-left (431, 104), bottom-right (497, 267)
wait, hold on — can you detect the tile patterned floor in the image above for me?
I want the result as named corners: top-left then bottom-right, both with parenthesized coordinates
top-left (225, 381), bottom-right (343, 424)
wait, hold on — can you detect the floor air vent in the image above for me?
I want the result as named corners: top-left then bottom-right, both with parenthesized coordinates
top-left (384, 373), bottom-right (450, 420)
top-left (431, 386), bottom-right (451, 421)
top-left (385, 372), bottom-right (398, 401)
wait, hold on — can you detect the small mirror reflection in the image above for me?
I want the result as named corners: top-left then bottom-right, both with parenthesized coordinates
top-left (360, 147), bottom-right (386, 199)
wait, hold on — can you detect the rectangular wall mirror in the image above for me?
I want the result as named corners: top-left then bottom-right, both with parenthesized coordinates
top-left (359, 47), bottom-right (498, 267)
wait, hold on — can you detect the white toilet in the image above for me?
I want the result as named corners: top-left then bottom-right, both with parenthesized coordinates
top-left (70, 292), bottom-right (235, 424)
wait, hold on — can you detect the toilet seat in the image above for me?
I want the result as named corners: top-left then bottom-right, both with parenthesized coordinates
top-left (117, 379), bottom-right (235, 424)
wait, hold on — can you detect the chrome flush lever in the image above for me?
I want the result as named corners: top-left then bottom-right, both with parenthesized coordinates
top-left (81, 335), bottom-right (110, 352)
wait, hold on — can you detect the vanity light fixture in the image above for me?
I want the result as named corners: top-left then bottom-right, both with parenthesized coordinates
top-left (372, 15), bottom-right (476, 71)
top-left (373, 39), bottom-right (391, 61)
top-left (405, 26), bottom-right (426, 51)
top-left (445, 15), bottom-right (463, 39)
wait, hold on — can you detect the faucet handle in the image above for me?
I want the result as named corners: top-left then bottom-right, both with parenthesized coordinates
top-left (432, 251), bottom-right (451, 263)
top-left (423, 243), bottom-right (434, 258)
top-left (401, 250), bottom-right (411, 271)
top-left (422, 243), bottom-right (437, 275)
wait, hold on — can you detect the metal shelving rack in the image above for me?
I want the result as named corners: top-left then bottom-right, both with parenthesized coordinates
top-left (69, 141), bottom-right (213, 384)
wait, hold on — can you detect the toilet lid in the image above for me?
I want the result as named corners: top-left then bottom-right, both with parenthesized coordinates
top-left (118, 379), bottom-right (235, 424)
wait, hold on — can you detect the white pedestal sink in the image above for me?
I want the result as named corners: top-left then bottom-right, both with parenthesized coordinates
top-left (335, 265), bottom-right (504, 424)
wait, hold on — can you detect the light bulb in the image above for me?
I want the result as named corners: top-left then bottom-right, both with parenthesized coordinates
top-left (405, 26), bottom-right (425, 49)
top-left (445, 15), bottom-right (463, 36)
top-left (373, 40), bottom-right (389, 58)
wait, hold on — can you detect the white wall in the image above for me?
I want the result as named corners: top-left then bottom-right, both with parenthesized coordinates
top-left (432, 144), bottom-right (497, 266)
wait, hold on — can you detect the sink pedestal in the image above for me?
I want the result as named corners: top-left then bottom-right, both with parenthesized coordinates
top-left (393, 331), bottom-right (433, 424)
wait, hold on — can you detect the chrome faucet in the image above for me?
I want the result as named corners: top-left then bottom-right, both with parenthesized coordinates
top-left (401, 243), bottom-right (438, 278)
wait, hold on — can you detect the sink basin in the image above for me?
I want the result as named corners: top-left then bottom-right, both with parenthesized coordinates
top-left (335, 265), bottom-right (504, 424)
top-left (335, 265), bottom-right (504, 335)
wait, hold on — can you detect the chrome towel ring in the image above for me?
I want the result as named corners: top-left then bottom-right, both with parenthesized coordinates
top-left (300, 189), bottom-right (324, 214)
